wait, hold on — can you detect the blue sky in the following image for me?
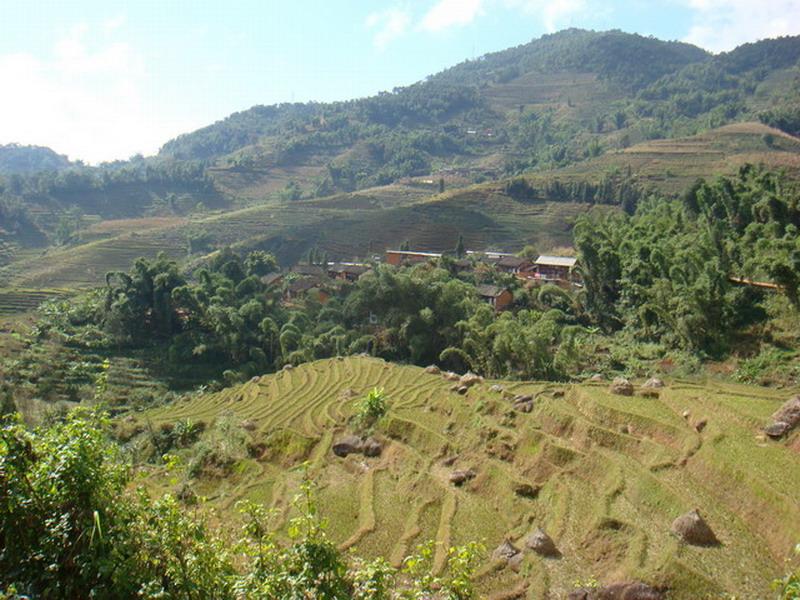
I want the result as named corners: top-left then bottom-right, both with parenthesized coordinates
top-left (1, 0), bottom-right (798, 163)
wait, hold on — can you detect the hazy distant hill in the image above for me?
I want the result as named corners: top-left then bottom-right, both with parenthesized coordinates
top-left (0, 144), bottom-right (72, 175)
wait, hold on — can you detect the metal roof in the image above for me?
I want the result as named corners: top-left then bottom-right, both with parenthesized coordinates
top-left (535, 255), bottom-right (577, 268)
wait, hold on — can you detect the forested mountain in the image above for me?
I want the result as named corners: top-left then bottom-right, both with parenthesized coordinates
top-left (1, 29), bottom-right (799, 254)
top-left (0, 144), bottom-right (72, 174)
top-left (157, 29), bottom-right (799, 192)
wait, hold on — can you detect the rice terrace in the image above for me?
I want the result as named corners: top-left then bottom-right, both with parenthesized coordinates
top-left (2, 14), bottom-right (800, 600)
top-left (133, 357), bottom-right (800, 598)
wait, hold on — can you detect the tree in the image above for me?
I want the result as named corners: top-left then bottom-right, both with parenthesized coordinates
top-left (455, 234), bottom-right (465, 258)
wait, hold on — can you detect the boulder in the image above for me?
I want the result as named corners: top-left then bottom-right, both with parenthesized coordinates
top-left (240, 419), bottom-right (257, 431)
top-left (642, 377), bottom-right (665, 389)
top-left (282, 364), bottom-right (294, 371)
top-left (250, 376), bottom-right (261, 383)
top-left (568, 582), bottom-right (663, 599)
top-left (693, 418), bottom-right (707, 433)
top-left (443, 371), bottom-right (460, 382)
top-left (681, 410), bottom-right (690, 420)
top-left (513, 393), bottom-right (534, 404)
top-left (671, 509), bottom-right (719, 546)
top-left (332, 435), bottom-right (363, 458)
top-left (610, 378), bottom-right (634, 396)
top-left (490, 384), bottom-right (505, 393)
top-left (362, 437), bottom-right (383, 457)
top-left (524, 528), bottom-right (559, 557)
top-left (589, 373), bottom-right (604, 382)
top-left (764, 396), bottom-right (800, 439)
top-left (764, 421), bottom-right (791, 438)
top-left (449, 468), bottom-right (476, 486)
top-left (514, 399), bottom-right (534, 413)
top-left (459, 372), bottom-right (483, 387)
top-left (425, 365), bottom-right (441, 375)
top-left (512, 482), bottom-right (540, 499)
top-left (457, 385), bottom-right (469, 395)
top-left (492, 540), bottom-right (521, 562)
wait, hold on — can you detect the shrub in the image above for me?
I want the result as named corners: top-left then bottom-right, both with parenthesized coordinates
top-left (354, 387), bottom-right (388, 427)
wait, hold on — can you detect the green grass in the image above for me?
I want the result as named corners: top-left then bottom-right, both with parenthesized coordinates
top-left (135, 356), bottom-right (800, 599)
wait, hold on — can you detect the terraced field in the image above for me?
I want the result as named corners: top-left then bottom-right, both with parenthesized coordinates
top-left (140, 356), bottom-right (800, 599)
top-left (0, 288), bottom-right (71, 315)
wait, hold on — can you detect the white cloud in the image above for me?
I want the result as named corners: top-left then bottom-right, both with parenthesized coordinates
top-left (0, 23), bottom-right (196, 163)
top-left (504, 0), bottom-right (587, 32)
top-left (365, 8), bottom-right (412, 49)
top-left (420, 0), bottom-right (484, 32)
top-left (682, 0), bottom-right (800, 52)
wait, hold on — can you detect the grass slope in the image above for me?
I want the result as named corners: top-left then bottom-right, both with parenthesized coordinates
top-left (139, 356), bottom-right (800, 599)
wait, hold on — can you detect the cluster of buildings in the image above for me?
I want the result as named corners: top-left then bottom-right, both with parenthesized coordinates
top-left (263, 248), bottom-right (580, 312)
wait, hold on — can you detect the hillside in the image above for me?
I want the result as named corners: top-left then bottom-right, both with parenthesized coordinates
top-left (1, 120), bottom-right (795, 296)
top-left (135, 356), bottom-right (800, 599)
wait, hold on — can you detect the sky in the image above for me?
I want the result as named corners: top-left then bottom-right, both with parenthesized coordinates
top-left (1, 0), bottom-right (798, 164)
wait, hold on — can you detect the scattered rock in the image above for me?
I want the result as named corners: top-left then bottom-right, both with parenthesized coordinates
top-left (671, 509), bottom-right (719, 546)
top-left (425, 365), bottom-right (441, 375)
top-left (441, 455), bottom-right (457, 467)
top-left (443, 371), bottom-right (460, 382)
top-left (282, 364), bottom-right (294, 371)
top-left (609, 377), bottom-right (634, 396)
top-left (642, 377), bottom-right (665, 389)
top-left (459, 372), bottom-right (483, 387)
top-left (490, 384), bottom-right (505, 393)
top-left (457, 385), bottom-right (469, 395)
top-left (513, 399), bottom-right (533, 413)
top-left (764, 422), bottom-right (791, 438)
top-left (492, 540), bottom-right (521, 563)
top-left (589, 373), bottom-right (604, 382)
top-left (240, 419), bottom-right (257, 431)
top-left (507, 552), bottom-right (524, 572)
top-left (552, 389), bottom-right (565, 398)
top-left (512, 482), bottom-right (540, 499)
top-left (250, 375), bottom-right (261, 383)
top-left (512, 393), bottom-right (534, 403)
top-left (693, 419), bottom-right (707, 433)
top-left (332, 435), bottom-right (363, 458)
top-left (449, 469), bottom-right (477, 486)
top-left (568, 582), bottom-right (663, 599)
top-left (764, 396), bottom-right (800, 439)
top-left (450, 384), bottom-right (460, 392)
top-left (524, 528), bottom-right (559, 557)
top-left (362, 437), bottom-right (383, 457)
top-left (682, 410), bottom-right (690, 420)
top-left (619, 424), bottom-right (630, 435)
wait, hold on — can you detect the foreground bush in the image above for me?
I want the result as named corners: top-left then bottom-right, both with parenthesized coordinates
top-left (0, 410), bottom-right (482, 599)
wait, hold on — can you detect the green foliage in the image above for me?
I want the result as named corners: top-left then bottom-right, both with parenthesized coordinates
top-left (355, 387), bottom-right (388, 426)
top-left (1, 411), bottom-right (485, 599)
top-left (773, 544), bottom-right (800, 600)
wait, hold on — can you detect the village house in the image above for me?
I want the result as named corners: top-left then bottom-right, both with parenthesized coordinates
top-left (532, 255), bottom-right (579, 284)
top-left (327, 262), bottom-right (370, 282)
top-left (284, 277), bottom-right (331, 303)
top-left (476, 284), bottom-right (513, 311)
top-left (259, 272), bottom-right (284, 287)
top-left (385, 249), bottom-right (443, 266)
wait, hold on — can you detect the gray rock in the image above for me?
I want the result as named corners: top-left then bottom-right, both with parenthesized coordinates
top-left (524, 528), bottom-right (559, 557)
top-left (425, 365), bottom-right (441, 374)
top-left (642, 377), bottom-right (665, 389)
top-left (492, 539), bottom-right (521, 562)
top-left (332, 435), bottom-right (363, 458)
top-left (459, 372), bottom-right (483, 387)
top-left (362, 437), bottom-right (383, 457)
top-left (449, 468), bottom-right (476, 486)
top-left (764, 396), bottom-right (800, 438)
top-left (610, 377), bottom-right (634, 396)
top-left (671, 509), bottom-right (719, 546)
